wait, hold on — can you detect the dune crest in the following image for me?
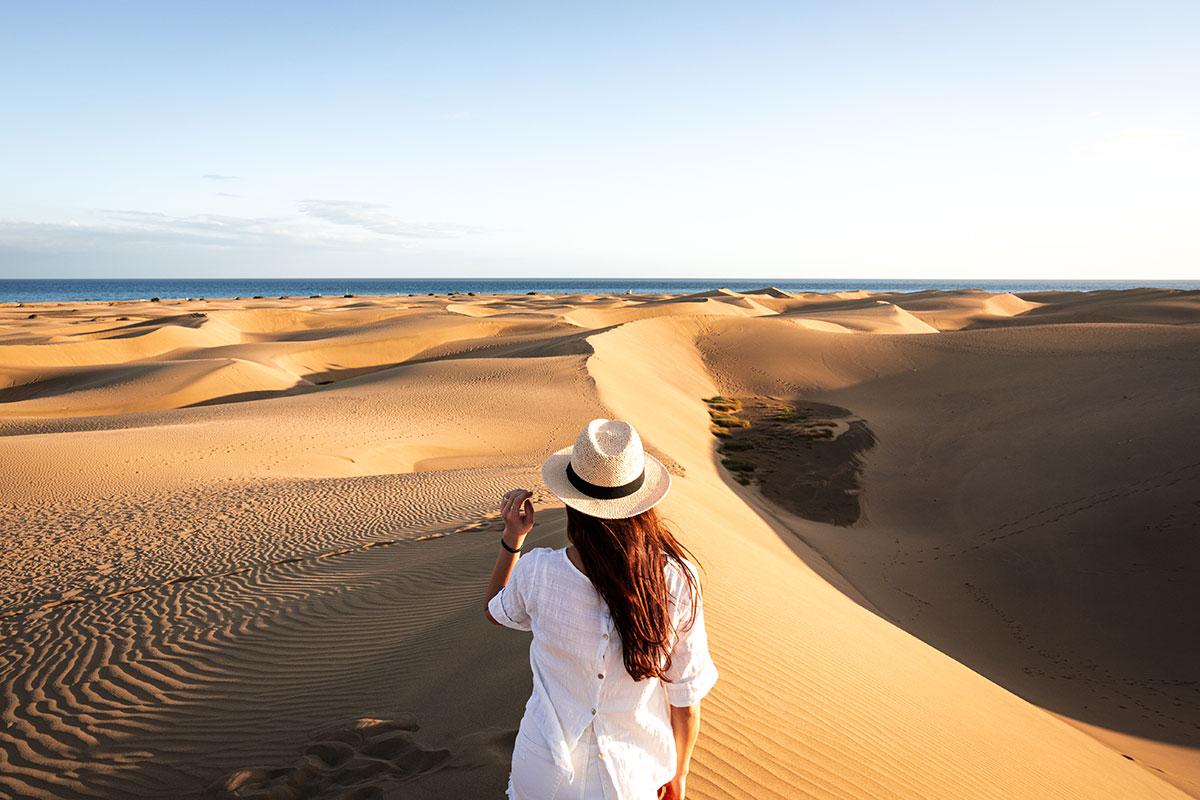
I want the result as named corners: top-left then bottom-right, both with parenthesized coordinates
top-left (586, 309), bottom-right (1194, 798)
top-left (1, 289), bottom-right (1196, 798)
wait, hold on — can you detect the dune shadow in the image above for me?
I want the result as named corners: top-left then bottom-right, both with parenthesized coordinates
top-left (706, 393), bottom-right (1200, 763)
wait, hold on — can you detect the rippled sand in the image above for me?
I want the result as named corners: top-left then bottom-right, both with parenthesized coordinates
top-left (1, 287), bottom-right (1197, 798)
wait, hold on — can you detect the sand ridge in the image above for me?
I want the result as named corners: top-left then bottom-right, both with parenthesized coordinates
top-left (1, 288), bottom-right (1197, 798)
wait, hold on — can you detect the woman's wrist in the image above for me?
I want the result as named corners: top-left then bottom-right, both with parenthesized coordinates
top-left (502, 529), bottom-right (526, 550)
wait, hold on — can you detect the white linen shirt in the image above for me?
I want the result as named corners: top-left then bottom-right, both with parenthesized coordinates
top-left (489, 547), bottom-right (718, 798)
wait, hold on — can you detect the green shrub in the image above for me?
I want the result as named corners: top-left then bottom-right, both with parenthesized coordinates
top-left (710, 425), bottom-right (730, 438)
top-left (719, 439), bottom-right (756, 452)
top-left (721, 457), bottom-right (757, 472)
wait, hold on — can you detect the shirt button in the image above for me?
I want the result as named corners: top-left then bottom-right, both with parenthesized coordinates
top-left (598, 753), bottom-right (605, 759)
top-left (602, 634), bottom-right (609, 640)
top-left (590, 708), bottom-right (596, 715)
top-left (597, 673), bottom-right (604, 679)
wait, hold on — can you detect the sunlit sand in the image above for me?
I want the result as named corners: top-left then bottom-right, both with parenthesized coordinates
top-left (1, 288), bottom-right (1197, 798)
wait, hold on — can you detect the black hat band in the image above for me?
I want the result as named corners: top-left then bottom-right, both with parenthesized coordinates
top-left (566, 461), bottom-right (646, 499)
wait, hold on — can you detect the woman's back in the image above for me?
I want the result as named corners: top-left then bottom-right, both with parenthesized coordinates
top-left (489, 546), bottom-right (715, 797)
top-left (484, 418), bottom-right (716, 799)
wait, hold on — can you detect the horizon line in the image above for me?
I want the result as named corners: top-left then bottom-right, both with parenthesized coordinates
top-left (3, 276), bottom-right (1197, 283)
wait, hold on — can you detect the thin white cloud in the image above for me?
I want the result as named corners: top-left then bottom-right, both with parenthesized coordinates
top-left (299, 199), bottom-right (483, 238)
top-left (202, 174), bottom-right (238, 181)
top-left (216, 192), bottom-right (243, 198)
top-left (0, 202), bottom-right (482, 255)
top-left (0, 214), bottom-right (326, 252)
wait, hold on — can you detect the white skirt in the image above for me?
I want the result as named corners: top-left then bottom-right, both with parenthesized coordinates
top-left (507, 722), bottom-right (612, 800)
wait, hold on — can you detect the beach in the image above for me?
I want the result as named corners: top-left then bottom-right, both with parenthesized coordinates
top-left (1, 287), bottom-right (1197, 799)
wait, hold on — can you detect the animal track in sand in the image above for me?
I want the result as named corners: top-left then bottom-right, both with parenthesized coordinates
top-left (930, 460), bottom-right (1200, 559)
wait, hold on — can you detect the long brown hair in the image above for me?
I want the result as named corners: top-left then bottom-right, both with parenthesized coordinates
top-left (566, 505), bottom-right (701, 682)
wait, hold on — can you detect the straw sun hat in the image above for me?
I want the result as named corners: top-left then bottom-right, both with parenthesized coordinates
top-left (541, 419), bottom-right (671, 520)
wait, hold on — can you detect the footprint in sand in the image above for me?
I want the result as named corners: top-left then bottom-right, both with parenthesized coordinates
top-left (207, 716), bottom-right (514, 799)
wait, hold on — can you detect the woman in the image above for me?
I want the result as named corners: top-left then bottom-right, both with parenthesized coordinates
top-left (485, 418), bottom-right (718, 800)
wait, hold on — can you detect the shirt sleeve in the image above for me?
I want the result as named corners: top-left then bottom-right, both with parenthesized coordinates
top-left (662, 559), bottom-right (719, 707)
top-left (487, 549), bottom-right (537, 632)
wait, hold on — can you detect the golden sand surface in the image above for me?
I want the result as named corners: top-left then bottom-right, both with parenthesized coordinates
top-left (0, 288), bottom-right (1197, 799)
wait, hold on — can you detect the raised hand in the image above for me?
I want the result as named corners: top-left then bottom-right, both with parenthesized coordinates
top-left (500, 489), bottom-right (535, 544)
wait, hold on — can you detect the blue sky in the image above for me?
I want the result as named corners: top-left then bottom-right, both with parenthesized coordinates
top-left (1, 1), bottom-right (1196, 279)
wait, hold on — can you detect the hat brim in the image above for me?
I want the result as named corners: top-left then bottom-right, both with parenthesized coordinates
top-left (541, 446), bottom-right (671, 520)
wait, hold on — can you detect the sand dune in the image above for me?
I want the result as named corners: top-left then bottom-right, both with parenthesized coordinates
top-left (0, 313), bottom-right (243, 368)
top-left (782, 301), bottom-right (941, 334)
top-left (0, 358), bottom-right (301, 417)
top-left (1, 289), bottom-right (1196, 798)
top-left (1014, 288), bottom-right (1200, 326)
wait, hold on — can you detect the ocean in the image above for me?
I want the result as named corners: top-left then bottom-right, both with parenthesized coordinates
top-left (1, 278), bottom-right (1198, 304)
